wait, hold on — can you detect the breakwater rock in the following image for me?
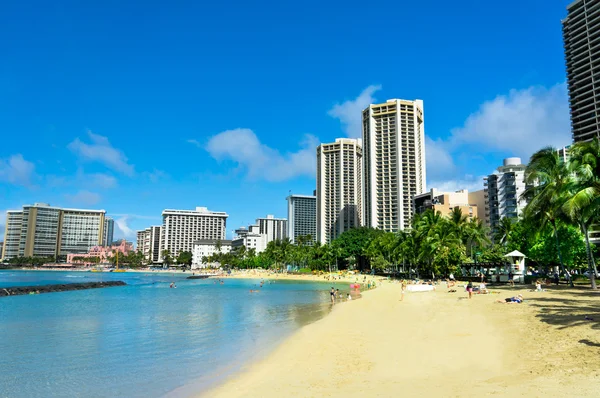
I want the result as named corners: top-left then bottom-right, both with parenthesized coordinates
top-left (0, 281), bottom-right (126, 297)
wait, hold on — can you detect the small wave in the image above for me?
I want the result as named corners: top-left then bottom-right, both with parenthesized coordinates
top-left (65, 275), bottom-right (85, 278)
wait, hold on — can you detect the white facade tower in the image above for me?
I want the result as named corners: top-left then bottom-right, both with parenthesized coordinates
top-left (362, 99), bottom-right (426, 232)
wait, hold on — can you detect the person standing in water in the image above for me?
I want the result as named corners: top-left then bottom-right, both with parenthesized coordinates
top-left (330, 287), bottom-right (336, 304)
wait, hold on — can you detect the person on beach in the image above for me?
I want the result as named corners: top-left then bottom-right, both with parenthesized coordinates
top-left (347, 293), bottom-right (352, 300)
top-left (400, 280), bottom-right (406, 301)
top-left (466, 281), bottom-right (473, 299)
top-left (336, 289), bottom-right (341, 299)
top-left (478, 282), bottom-right (488, 294)
top-left (496, 294), bottom-right (523, 304)
top-left (508, 271), bottom-right (514, 287)
top-left (330, 287), bottom-right (336, 303)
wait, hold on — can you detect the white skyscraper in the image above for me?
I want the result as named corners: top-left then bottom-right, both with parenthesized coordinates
top-left (317, 138), bottom-right (362, 243)
top-left (484, 158), bottom-right (528, 237)
top-left (161, 207), bottom-right (228, 260)
top-left (136, 225), bottom-right (163, 263)
top-left (362, 99), bottom-right (426, 232)
top-left (255, 215), bottom-right (287, 242)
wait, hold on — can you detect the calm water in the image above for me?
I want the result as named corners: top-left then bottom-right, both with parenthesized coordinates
top-left (0, 271), bottom-right (339, 397)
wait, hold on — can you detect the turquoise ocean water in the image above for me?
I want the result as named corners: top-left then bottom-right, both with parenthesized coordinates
top-left (0, 271), bottom-right (338, 397)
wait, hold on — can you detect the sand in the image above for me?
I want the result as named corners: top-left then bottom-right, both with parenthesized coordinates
top-left (204, 281), bottom-right (600, 398)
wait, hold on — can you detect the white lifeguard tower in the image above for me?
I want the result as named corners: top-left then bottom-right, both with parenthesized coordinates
top-left (504, 250), bottom-right (527, 283)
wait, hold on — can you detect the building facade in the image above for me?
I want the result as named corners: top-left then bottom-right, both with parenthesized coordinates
top-left (317, 138), bottom-right (363, 243)
top-left (286, 194), bottom-right (317, 244)
top-left (563, 0), bottom-right (600, 142)
top-left (66, 240), bottom-right (133, 265)
top-left (468, 189), bottom-right (487, 225)
top-left (414, 189), bottom-right (478, 220)
top-left (484, 158), bottom-right (528, 237)
top-left (362, 99), bottom-right (426, 232)
top-left (2, 203), bottom-right (105, 261)
top-left (255, 215), bottom-right (287, 242)
top-left (103, 217), bottom-right (114, 246)
top-left (136, 225), bottom-right (162, 264)
top-left (161, 207), bottom-right (228, 260)
top-left (232, 224), bottom-right (268, 253)
top-left (192, 239), bottom-right (232, 269)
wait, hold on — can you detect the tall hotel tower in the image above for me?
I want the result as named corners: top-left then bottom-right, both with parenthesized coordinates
top-left (316, 138), bottom-right (363, 243)
top-left (563, 0), bottom-right (600, 142)
top-left (362, 99), bottom-right (426, 232)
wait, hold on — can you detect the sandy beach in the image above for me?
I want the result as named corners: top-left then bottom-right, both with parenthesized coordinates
top-left (205, 281), bottom-right (600, 398)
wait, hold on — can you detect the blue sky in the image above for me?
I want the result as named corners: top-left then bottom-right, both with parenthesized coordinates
top-left (0, 0), bottom-right (574, 241)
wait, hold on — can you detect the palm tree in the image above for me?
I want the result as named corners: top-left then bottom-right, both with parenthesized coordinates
top-left (564, 138), bottom-right (600, 289)
top-left (449, 207), bottom-right (469, 244)
top-left (494, 217), bottom-right (514, 246)
top-left (522, 147), bottom-right (573, 287)
top-left (465, 217), bottom-right (490, 259)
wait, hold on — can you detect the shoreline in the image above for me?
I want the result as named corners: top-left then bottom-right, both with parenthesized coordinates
top-left (203, 282), bottom-right (600, 397)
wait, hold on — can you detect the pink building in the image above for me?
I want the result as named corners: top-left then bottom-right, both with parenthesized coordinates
top-left (67, 240), bottom-right (133, 265)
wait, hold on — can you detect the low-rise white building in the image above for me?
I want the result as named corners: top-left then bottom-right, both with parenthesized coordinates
top-left (191, 239), bottom-right (232, 269)
top-left (232, 224), bottom-right (268, 254)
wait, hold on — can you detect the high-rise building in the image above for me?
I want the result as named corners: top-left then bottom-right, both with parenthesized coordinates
top-left (161, 207), bottom-right (228, 260)
top-left (484, 158), bottom-right (528, 238)
top-left (286, 194), bottom-right (317, 244)
top-left (563, 0), bottom-right (600, 142)
top-left (136, 225), bottom-right (162, 263)
top-left (1, 203), bottom-right (105, 260)
top-left (103, 217), bottom-right (114, 246)
top-left (255, 215), bottom-right (287, 242)
top-left (317, 138), bottom-right (363, 243)
top-left (362, 99), bottom-right (426, 232)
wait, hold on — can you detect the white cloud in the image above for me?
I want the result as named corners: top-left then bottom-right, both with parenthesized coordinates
top-left (425, 136), bottom-right (456, 180)
top-left (0, 154), bottom-right (36, 187)
top-left (114, 216), bottom-right (135, 239)
top-left (68, 131), bottom-right (134, 176)
top-left (46, 171), bottom-right (117, 189)
top-left (449, 82), bottom-right (570, 160)
top-left (427, 82), bottom-right (570, 188)
top-left (144, 169), bottom-right (168, 183)
top-left (328, 85), bottom-right (382, 138)
top-left (64, 190), bottom-right (102, 206)
top-left (187, 139), bottom-right (202, 148)
top-left (87, 173), bottom-right (117, 189)
top-left (205, 128), bottom-right (317, 182)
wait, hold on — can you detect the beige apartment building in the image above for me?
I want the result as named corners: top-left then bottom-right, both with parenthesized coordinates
top-left (414, 189), bottom-right (479, 221)
top-left (362, 99), bottom-right (426, 232)
top-left (2, 203), bottom-right (105, 260)
top-left (317, 138), bottom-right (363, 243)
top-left (161, 207), bottom-right (228, 260)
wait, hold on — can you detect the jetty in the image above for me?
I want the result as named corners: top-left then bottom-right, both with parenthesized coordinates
top-left (186, 275), bottom-right (210, 279)
top-left (0, 281), bottom-right (126, 297)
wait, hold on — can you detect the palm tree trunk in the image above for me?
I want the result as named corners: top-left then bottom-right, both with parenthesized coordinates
top-left (552, 221), bottom-right (574, 288)
top-left (581, 223), bottom-right (597, 290)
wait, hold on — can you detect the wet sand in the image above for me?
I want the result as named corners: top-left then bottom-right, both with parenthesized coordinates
top-left (204, 282), bottom-right (600, 397)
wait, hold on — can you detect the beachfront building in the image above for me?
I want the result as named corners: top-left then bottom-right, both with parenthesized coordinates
top-left (161, 207), bottom-right (228, 261)
top-left (484, 158), bottom-right (528, 238)
top-left (66, 240), bottom-right (133, 266)
top-left (413, 189), bottom-right (478, 220)
top-left (468, 189), bottom-right (487, 225)
top-left (136, 225), bottom-right (162, 264)
top-left (2, 210), bottom-right (24, 261)
top-left (191, 239), bottom-right (232, 269)
top-left (256, 215), bottom-right (287, 242)
top-left (102, 217), bottom-right (114, 246)
top-left (317, 138), bottom-right (363, 244)
top-left (232, 224), bottom-right (268, 253)
top-left (563, 0), bottom-right (600, 143)
top-left (286, 194), bottom-right (317, 244)
top-left (1, 203), bottom-right (105, 261)
top-left (362, 99), bottom-right (426, 232)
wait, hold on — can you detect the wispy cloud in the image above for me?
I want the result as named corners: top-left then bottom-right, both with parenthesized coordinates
top-left (115, 216), bottom-right (135, 239)
top-left (68, 131), bottom-right (134, 176)
top-left (0, 154), bottom-right (36, 187)
top-left (143, 169), bottom-right (168, 183)
top-left (328, 85), bottom-right (382, 138)
top-left (64, 190), bottom-right (102, 206)
top-left (204, 128), bottom-right (317, 182)
top-left (46, 170), bottom-right (117, 190)
top-left (187, 139), bottom-right (202, 148)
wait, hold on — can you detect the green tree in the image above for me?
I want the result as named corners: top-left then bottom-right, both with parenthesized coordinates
top-left (522, 147), bottom-right (574, 287)
top-left (176, 251), bottom-right (193, 269)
